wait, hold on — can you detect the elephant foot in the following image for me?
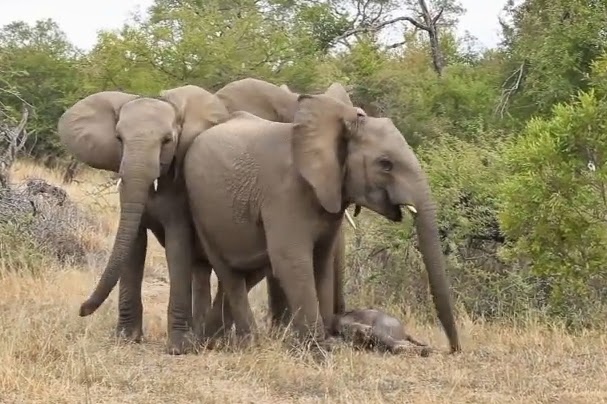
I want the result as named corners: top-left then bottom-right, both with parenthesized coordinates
top-left (115, 323), bottom-right (143, 343)
top-left (166, 330), bottom-right (198, 355)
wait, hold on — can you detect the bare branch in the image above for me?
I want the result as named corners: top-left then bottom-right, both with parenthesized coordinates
top-left (432, 7), bottom-right (444, 24)
top-left (385, 40), bottom-right (407, 50)
top-left (1, 103), bottom-right (31, 188)
top-left (494, 62), bottom-right (526, 118)
top-left (332, 15), bottom-right (428, 45)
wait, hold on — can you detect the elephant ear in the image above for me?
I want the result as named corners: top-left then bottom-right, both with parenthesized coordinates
top-left (159, 85), bottom-right (230, 178)
top-left (58, 91), bottom-right (139, 173)
top-left (323, 82), bottom-right (354, 107)
top-left (292, 94), bottom-right (365, 214)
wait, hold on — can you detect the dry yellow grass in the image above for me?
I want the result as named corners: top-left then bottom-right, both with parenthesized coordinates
top-left (2, 160), bottom-right (607, 403)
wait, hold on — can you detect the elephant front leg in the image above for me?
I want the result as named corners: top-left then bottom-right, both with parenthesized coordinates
top-left (192, 258), bottom-right (212, 338)
top-left (116, 225), bottom-right (147, 342)
top-left (164, 226), bottom-right (196, 355)
top-left (267, 274), bottom-right (292, 330)
top-left (314, 241), bottom-right (336, 337)
top-left (332, 228), bottom-right (346, 316)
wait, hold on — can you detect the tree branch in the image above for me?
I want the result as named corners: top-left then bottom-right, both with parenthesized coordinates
top-left (494, 62), bottom-right (526, 118)
top-left (332, 15), bottom-right (429, 45)
top-left (432, 7), bottom-right (444, 24)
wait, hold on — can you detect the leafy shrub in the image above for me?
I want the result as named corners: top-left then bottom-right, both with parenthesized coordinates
top-left (498, 89), bottom-right (607, 326)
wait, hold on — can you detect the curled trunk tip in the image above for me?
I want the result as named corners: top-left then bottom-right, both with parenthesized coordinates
top-left (79, 298), bottom-right (103, 317)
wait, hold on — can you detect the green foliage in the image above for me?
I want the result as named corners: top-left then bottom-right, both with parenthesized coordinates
top-left (500, 0), bottom-right (607, 121)
top-left (499, 87), bottom-right (607, 324)
top-left (0, 20), bottom-right (83, 158)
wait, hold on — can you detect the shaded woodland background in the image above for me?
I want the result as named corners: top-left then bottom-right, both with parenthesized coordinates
top-left (2, 0), bottom-right (607, 328)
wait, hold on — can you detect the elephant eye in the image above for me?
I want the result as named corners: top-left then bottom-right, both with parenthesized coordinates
top-left (378, 158), bottom-right (393, 172)
top-left (162, 137), bottom-right (171, 145)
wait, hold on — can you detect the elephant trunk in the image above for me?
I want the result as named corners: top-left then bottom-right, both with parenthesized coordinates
top-left (413, 181), bottom-right (461, 353)
top-left (79, 159), bottom-right (155, 317)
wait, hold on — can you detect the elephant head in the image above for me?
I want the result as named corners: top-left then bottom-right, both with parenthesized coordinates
top-left (58, 86), bottom-right (229, 317)
top-left (291, 94), bottom-right (461, 353)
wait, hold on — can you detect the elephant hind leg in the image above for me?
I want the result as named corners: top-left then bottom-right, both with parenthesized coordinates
top-left (201, 268), bottom-right (266, 343)
top-left (404, 333), bottom-right (429, 348)
top-left (195, 234), bottom-right (257, 342)
top-left (390, 340), bottom-right (433, 357)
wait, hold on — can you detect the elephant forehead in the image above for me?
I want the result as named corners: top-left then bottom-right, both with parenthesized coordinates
top-left (362, 117), bottom-right (406, 145)
top-left (120, 99), bottom-right (176, 123)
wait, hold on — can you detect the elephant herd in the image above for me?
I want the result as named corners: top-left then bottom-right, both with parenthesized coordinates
top-left (57, 78), bottom-right (461, 356)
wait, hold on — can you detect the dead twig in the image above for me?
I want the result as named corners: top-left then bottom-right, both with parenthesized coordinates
top-left (494, 62), bottom-right (526, 118)
top-left (0, 103), bottom-right (30, 188)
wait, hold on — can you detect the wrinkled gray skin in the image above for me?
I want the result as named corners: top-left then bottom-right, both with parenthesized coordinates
top-left (57, 85), bottom-right (229, 354)
top-left (205, 78), bottom-right (356, 338)
top-left (331, 308), bottom-right (432, 356)
top-left (183, 94), bottom-right (461, 352)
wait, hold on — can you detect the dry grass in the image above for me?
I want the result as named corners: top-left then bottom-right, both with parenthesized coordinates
top-left (1, 160), bottom-right (607, 404)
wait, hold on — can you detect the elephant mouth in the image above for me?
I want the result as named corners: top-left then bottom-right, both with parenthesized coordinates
top-left (387, 204), bottom-right (404, 222)
top-left (387, 204), bottom-right (418, 222)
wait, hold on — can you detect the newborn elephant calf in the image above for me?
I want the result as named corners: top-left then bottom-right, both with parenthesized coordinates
top-left (331, 308), bottom-right (432, 357)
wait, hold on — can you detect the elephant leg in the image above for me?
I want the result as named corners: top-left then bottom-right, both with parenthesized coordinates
top-left (201, 268), bottom-right (266, 341)
top-left (164, 224), bottom-right (196, 355)
top-left (382, 336), bottom-right (430, 356)
top-left (195, 233), bottom-right (257, 340)
top-left (269, 227), bottom-right (345, 335)
top-left (265, 230), bottom-right (323, 343)
top-left (314, 238), bottom-right (337, 336)
top-left (116, 224), bottom-right (147, 342)
top-left (147, 217), bottom-right (166, 248)
top-left (333, 228), bottom-right (346, 316)
top-left (267, 274), bottom-right (292, 329)
top-left (191, 258), bottom-right (212, 338)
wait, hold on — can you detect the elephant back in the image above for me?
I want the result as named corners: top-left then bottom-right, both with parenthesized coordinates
top-left (58, 91), bottom-right (139, 172)
top-left (215, 78), bottom-right (299, 123)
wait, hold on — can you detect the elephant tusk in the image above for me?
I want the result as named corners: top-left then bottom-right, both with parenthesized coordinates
top-left (345, 210), bottom-right (356, 230)
top-left (153, 179), bottom-right (158, 192)
top-left (116, 178), bottom-right (122, 192)
top-left (405, 204), bottom-right (417, 214)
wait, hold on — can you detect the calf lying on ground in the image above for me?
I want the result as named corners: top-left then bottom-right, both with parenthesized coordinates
top-left (331, 308), bottom-right (432, 357)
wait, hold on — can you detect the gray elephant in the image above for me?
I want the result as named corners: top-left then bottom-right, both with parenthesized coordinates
top-left (204, 78), bottom-right (358, 338)
top-left (57, 85), bottom-right (229, 354)
top-left (183, 93), bottom-right (461, 353)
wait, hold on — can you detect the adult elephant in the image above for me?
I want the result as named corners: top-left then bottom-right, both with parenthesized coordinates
top-left (204, 78), bottom-right (357, 337)
top-left (57, 85), bottom-right (229, 354)
top-left (183, 93), bottom-right (461, 353)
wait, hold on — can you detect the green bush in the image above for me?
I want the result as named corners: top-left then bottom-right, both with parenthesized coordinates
top-left (498, 89), bottom-right (607, 326)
